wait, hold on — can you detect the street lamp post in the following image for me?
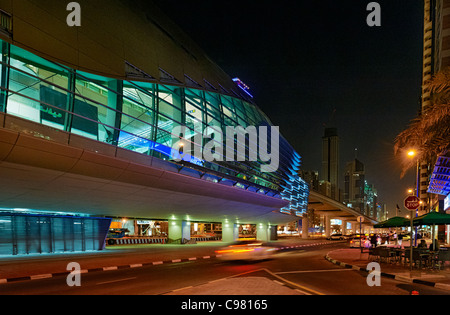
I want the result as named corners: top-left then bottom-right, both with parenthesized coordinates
top-left (407, 150), bottom-right (420, 247)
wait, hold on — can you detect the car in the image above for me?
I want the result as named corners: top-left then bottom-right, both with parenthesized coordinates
top-left (328, 233), bottom-right (351, 240)
top-left (349, 237), bottom-right (360, 248)
top-left (329, 233), bottom-right (344, 240)
top-left (398, 233), bottom-right (411, 241)
top-left (215, 240), bottom-right (277, 261)
top-left (349, 237), bottom-right (371, 248)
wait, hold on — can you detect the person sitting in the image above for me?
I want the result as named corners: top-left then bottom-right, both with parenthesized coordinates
top-left (418, 239), bottom-right (427, 249)
top-left (429, 239), bottom-right (440, 251)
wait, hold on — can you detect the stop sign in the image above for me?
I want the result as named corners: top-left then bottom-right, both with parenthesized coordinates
top-left (404, 196), bottom-right (420, 210)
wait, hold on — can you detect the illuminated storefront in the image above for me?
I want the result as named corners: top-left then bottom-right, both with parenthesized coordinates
top-left (428, 155), bottom-right (450, 243)
top-left (0, 209), bottom-right (111, 255)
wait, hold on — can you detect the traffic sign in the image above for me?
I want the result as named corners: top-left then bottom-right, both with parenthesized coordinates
top-left (356, 216), bottom-right (365, 223)
top-left (404, 196), bottom-right (420, 211)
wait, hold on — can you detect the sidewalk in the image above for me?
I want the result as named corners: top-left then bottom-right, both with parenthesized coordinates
top-left (326, 247), bottom-right (450, 292)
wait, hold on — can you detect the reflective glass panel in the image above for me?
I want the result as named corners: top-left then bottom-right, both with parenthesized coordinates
top-left (119, 81), bottom-right (155, 154)
top-left (74, 71), bottom-right (121, 143)
top-left (7, 45), bottom-right (70, 130)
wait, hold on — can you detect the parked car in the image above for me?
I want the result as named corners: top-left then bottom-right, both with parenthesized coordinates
top-left (349, 237), bottom-right (370, 248)
top-left (329, 233), bottom-right (342, 240)
top-left (328, 233), bottom-right (351, 240)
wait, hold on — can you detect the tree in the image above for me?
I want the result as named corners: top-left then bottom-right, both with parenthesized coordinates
top-left (394, 68), bottom-right (450, 176)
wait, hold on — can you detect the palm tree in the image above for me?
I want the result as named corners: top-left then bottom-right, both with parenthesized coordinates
top-left (394, 68), bottom-right (450, 175)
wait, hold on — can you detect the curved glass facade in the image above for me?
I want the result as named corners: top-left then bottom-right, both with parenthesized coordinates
top-left (0, 39), bottom-right (308, 214)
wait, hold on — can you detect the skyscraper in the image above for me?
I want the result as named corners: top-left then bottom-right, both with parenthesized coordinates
top-left (321, 128), bottom-right (339, 201)
top-left (419, 0), bottom-right (450, 214)
top-left (344, 159), bottom-right (365, 214)
top-left (344, 159), bottom-right (379, 219)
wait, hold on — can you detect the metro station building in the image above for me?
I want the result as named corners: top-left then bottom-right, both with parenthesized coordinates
top-left (0, 0), bottom-right (309, 255)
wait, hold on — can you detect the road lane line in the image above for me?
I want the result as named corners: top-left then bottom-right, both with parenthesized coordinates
top-left (262, 268), bottom-right (325, 296)
top-left (172, 286), bottom-right (193, 292)
top-left (130, 264), bottom-right (143, 268)
top-left (295, 288), bottom-right (312, 295)
top-left (30, 274), bottom-right (52, 280)
top-left (275, 269), bottom-right (355, 275)
top-left (96, 277), bottom-right (137, 285)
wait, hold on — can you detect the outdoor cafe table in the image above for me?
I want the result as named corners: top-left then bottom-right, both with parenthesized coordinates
top-left (389, 247), bottom-right (404, 263)
top-left (375, 246), bottom-right (449, 268)
top-left (400, 247), bottom-right (439, 268)
top-left (375, 246), bottom-right (403, 263)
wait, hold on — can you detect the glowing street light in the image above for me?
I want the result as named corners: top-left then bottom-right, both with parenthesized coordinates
top-left (406, 148), bottom-right (419, 247)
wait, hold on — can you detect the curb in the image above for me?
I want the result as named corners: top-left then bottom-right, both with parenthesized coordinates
top-left (0, 255), bottom-right (221, 284)
top-left (0, 240), bottom-right (340, 285)
top-left (324, 252), bottom-right (450, 292)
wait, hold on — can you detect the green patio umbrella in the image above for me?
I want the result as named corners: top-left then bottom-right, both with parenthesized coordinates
top-left (413, 211), bottom-right (450, 226)
top-left (373, 220), bottom-right (388, 228)
top-left (374, 216), bottom-right (409, 228)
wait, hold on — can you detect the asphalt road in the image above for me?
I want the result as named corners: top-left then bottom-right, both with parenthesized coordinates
top-left (1, 242), bottom-right (448, 297)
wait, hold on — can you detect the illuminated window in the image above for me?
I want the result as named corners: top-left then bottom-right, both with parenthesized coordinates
top-left (118, 81), bottom-right (156, 154)
top-left (7, 44), bottom-right (71, 131)
top-left (73, 71), bottom-right (122, 143)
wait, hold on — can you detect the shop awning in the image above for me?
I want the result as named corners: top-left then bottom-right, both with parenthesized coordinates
top-left (413, 211), bottom-right (450, 226)
top-left (374, 216), bottom-right (409, 228)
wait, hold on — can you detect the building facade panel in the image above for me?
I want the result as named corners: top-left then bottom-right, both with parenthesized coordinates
top-left (0, 39), bottom-right (304, 195)
top-left (0, 0), bottom-right (309, 254)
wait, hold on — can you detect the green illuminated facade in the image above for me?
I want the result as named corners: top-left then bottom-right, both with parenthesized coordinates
top-left (0, 39), bottom-right (307, 198)
top-left (0, 0), bottom-right (309, 255)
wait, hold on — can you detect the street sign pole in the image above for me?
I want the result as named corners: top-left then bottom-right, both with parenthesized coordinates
top-left (360, 218), bottom-right (362, 254)
top-left (404, 195), bottom-right (420, 276)
top-left (357, 216), bottom-right (364, 254)
top-left (410, 211), bottom-right (414, 274)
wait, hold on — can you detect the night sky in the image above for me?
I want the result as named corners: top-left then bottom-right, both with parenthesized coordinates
top-left (153, 0), bottom-right (424, 217)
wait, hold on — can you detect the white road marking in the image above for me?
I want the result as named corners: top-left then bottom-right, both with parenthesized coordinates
top-left (96, 277), bottom-right (137, 285)
top-left (275, 269), bottom-right (355, 275)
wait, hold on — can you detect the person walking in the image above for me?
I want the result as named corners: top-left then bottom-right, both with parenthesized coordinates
top-left (398, 233), bottom-right (403, 247)
top-left (370, 234), bottom-right (378, 248)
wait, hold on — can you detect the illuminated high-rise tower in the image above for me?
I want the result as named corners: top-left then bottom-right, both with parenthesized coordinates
top-left (419, 0), bottom-right (450, 214)
top-left (321, 128), bottom-right (339, 201)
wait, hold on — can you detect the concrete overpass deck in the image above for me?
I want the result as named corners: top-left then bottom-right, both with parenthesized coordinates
top-left (305, 190), bottom-right (378, 236)
top-left (0, 115), bottom-right (293, 226)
